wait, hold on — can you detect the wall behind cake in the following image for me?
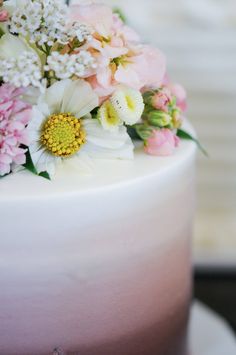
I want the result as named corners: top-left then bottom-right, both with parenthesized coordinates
top-left (71, 0), bottom-right (236, 263)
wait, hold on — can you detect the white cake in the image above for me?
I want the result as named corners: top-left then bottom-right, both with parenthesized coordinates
top-left (0, 139), bottom-right (196, 355)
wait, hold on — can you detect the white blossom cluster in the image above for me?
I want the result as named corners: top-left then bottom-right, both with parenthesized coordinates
top-left (44, 51), bottom-right (97, 80)
top-left (66, 22), bottom-right (94, 43)
top-left (0, 51), bottom-right (45, 91)
top-left (9, 0), bottom-right (68, 46)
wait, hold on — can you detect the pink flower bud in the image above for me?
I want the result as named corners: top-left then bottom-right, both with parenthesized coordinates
top-left (152, 89), bottom-right (171, 112)
top-left (0, 10), bottom-right (9, 22)
top-left (144, 129), bottom-right (179, 156)
top-left (168, 83), bottom-right (187, 112)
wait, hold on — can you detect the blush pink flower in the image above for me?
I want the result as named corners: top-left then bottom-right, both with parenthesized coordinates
top-left (167, 83), bottom-right (187, 112)
top-left (114, 45), bottom-right (166, 90)
top-left (69, 4), bottom-right (166, 98)
top-left (0, 84), bottom-right (32, 176)
top-left (0, 9), bottom-right (8, 22)
top-left (144, 129), bottom-right (180, 156)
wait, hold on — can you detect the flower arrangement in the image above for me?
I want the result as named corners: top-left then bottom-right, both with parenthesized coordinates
top-left (0, 0), bottom-right (198, 179)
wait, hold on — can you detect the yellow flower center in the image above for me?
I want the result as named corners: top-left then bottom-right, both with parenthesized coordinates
top-left (41, 113), bottom-right (86, 158)
top-left (125, 95), bottom-right (136, 111)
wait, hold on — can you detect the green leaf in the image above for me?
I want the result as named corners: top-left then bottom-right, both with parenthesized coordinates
top-left (23, 150), bottom-right (38, 175)
top-left (0, 26), bottom-right (5, 39)
top-left (113, 7), bottom-right (127, 23)
top-left (127, 125), bottom-right (142, 140)
top-left (177, 129), bottom-right (208, 157)
top-left (39, 171), bottom-right (51, 180)
top-left (23, 150), bottom-right (51, 180)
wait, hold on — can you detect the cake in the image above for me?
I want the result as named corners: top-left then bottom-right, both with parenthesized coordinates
top-left (0, 139), bottom-right (196, 355)
top-left (0, 1), bottom-right (197, 354)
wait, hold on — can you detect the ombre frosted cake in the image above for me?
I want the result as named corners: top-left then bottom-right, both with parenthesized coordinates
top-left (0, 1), bottom-right (197, 354)
top-left (0, 138), bottom-right (195, 355)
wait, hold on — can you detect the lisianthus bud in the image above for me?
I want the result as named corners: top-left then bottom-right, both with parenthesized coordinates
top-left (0, 10), bottom-right (9, 22)
top-left (152, 89), bottom-right (171, 111)
top-left (144, 129), bottom-right (179, 156)
top-left (147, 110), bottom-right (172, 127)
top-left (143, 91), bottom-right (155, 106)
top-left (135, 124), bottom-right (153, 140)
top-left (168, 83), bottom-right (187, 112)
top-left (172, 108), bottom-right (182, 129)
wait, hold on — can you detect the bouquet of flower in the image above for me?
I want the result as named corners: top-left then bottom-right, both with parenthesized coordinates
top-left (0, 0), bottom-right (195, 179)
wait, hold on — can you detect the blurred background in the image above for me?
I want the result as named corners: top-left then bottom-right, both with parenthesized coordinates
top-left (74, 0), bottom-right (236, 267)
top-left (71, 0), bottom-right (236, 330)
top-left (95, 0), bottom-right (236, 269)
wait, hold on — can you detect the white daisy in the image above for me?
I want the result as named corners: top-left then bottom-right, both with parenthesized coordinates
top-left (27, 79), bottom-right (134, 177)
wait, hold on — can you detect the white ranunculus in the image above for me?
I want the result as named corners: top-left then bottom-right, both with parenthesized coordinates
top-left (27, 79), bottom-right (134, 177)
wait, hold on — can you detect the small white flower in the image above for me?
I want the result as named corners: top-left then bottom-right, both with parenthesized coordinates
top-left (98, 100), bottom-right (122, 132)
top-left (66, 22), bottom-right (94, 44)
top-left (27, 79), bottom-right (134, 177)
top-left (0, 34), bottom-right (45, 91)
top-left (110, 86), bottom-right (145, 125)
top-left (45, 51), bottom-right (97, 79)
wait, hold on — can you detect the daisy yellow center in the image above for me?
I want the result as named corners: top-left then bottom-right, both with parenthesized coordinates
top-left (41, 113), bottom-right (86, 157)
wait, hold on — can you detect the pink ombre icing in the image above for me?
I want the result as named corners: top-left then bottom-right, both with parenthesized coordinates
top-left (0, 85), bottom-right (32, 176)
top-left (145, 129), bottom-right (180, 156)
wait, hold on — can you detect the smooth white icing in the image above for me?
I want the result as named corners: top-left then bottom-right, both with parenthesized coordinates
top-left (0, 139), bottom-right (195, 200)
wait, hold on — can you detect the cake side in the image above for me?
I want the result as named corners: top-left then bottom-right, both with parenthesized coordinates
top-left (0, 140), bottom-right (196, 355)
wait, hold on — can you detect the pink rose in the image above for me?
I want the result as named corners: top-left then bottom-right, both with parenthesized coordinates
top-left (144, 129), bottom-right (180, 156)
top-left (0, 10), bottom-right (8, 22)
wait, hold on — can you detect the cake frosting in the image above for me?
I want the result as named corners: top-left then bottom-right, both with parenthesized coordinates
top-left (0, 139), bottom-right (196, 355)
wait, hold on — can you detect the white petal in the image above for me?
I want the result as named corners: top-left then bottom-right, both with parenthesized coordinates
top-left (84, 119), bottom-right (131, 149)
top-left (82, 119), bottom-right (134, 159)
top-left (27, 106), bottom-right (48, 140)
top-left (44, 79), bottom-right (71, 114)
top-left (62, 80), bottom-right (99, 117)
top-left (30, 147), bottom-right (57, 177)
top-left (0, 34), bottom-right (34, 60)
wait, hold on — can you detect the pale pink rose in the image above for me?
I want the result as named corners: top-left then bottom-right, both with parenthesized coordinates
top-left (0, 9), bottom-right (9, 22)
top-left (144, 129), bottom-right (180, 156)
top-left (115, 45), bottom-right (166, 90)
top-left (0, 84), bottom-right (32, 176)
top-left (152, 88), bottom-right (171, 111)
top-left (167, 83), bottom-right (187, 112)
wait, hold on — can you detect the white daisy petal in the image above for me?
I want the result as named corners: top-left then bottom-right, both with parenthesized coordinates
top-left (61, 79), bottom-right (98, 118)
top-left (44, 79), bottom-right (71, 114)
top-left (82, 119), bottom-right (134, 158)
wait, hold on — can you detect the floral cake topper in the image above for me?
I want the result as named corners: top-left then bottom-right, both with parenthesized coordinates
top-left (0, 0), bottom-right (199, 179)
